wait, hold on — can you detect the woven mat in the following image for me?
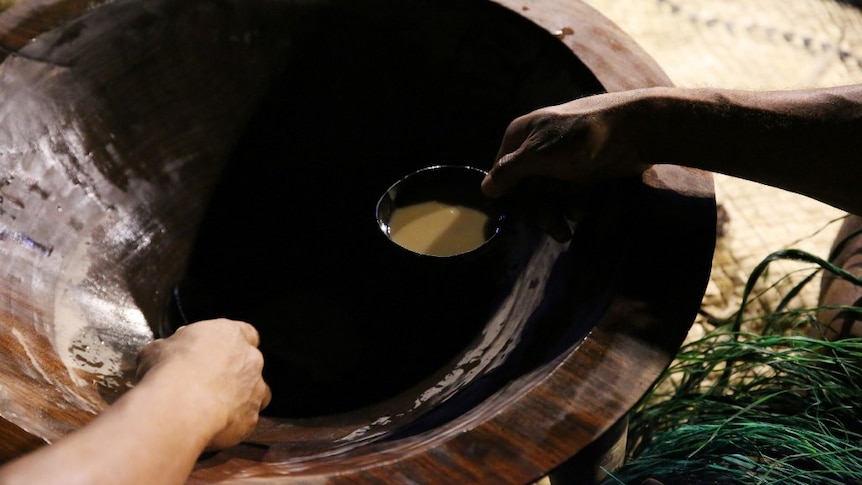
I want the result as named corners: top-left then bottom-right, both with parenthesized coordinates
top-left (582, 0), bottom-right (862, 338)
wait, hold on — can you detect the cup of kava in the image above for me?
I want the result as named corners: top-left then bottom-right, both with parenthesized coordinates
top-left (376, 165), bottom-right (506, 258)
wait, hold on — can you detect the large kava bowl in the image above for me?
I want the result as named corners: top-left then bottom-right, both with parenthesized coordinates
top-left (0, 0), bottom-right (715, 483)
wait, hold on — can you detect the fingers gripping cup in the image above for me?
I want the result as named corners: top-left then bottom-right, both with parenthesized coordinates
top-left (376, 165), bottom-right (506, 258)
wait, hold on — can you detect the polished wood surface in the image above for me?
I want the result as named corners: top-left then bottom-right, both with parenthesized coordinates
top-left (0, 0), bottom-right (715, 483)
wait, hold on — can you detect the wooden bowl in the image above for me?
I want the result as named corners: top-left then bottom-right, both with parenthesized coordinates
top-left (0, 0), bottom-right (715, 483)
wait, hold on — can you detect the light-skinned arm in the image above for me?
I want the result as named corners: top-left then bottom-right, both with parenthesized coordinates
top-left (0, 318), bottom-right (271, 485)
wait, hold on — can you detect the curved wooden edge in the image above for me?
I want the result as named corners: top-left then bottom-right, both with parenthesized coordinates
top-left (491, 0), bottom-right (675, 91)
top-left (0, 0), bottom-right (112, 61)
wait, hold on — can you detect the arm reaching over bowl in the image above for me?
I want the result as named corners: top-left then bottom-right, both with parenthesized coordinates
top-left (0, 318), bottom-right (271, 485)
top-left (482, 84), bottom-right (862, 240)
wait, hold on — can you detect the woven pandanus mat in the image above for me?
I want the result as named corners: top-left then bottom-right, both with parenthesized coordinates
top-left (583, 0), bottom-right (862, 338)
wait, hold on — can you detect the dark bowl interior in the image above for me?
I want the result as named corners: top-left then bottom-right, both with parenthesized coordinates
top-left (162, 0), bottom-right (603, 420)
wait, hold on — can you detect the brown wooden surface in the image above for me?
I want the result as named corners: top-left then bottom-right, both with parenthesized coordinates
top-left (0, 0), bottom-right (295, 454)
top-left (0, 0), bottom-right (715, 483)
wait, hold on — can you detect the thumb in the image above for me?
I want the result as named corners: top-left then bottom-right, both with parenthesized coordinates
top-left (482, 150), bottom-right (531, 198)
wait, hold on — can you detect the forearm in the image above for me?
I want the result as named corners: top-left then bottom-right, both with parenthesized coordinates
top-left (0, 373), bottom-right (219, 485)
top-left (645, 84), bottom-right (862, 214)
top-left (0, 320), bottom-right (267, 485)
